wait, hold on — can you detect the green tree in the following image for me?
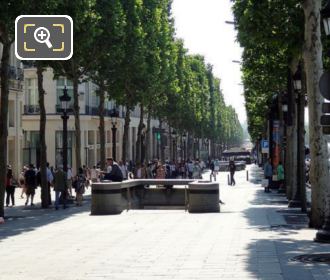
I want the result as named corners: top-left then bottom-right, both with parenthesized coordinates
top-left (52, 0), bottom-right (100, 173)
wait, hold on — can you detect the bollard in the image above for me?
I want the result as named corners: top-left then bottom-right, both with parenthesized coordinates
top-left (227, 174), bottom-right (230, 185)
top-left (246, 170), bottom-right (249, 181)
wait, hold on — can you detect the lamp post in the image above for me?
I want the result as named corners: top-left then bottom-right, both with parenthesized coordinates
top-left (182, 133), bottom-right (187, 161)
top-left (315, 1), bottom-right (330, 243)
top-left (288, 65), bottom-right (305, 209)
top-left (110, 108), bottom-right (119, 161)
top-left (59, 86), bottom-right (71, 172)
top-left (171, 130), bottom-right (177, 161)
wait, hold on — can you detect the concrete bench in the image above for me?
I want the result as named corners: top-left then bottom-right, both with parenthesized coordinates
top-left (91, 179), bottom-right (220, 215)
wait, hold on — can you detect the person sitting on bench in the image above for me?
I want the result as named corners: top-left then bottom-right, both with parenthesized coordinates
top-left (104, 158), bottom-right (123, 182)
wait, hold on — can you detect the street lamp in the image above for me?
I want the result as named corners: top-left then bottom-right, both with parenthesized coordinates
top-left (171, 130), bottom-right (177, 161)
top-left (293, 65), bottom-right (302, 91)
top-left (110, 108), bottom-right (119, 161)
top-left (288, 65), bottom-right (304, 208)
top-left (315, 2), bottom-right (330, 243)
top-left (59, 86), bottom-right (71, 172)
top-left (182, 133), bottom-right (187, 161)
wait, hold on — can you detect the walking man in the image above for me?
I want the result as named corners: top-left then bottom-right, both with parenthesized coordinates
top-left (24, 164), bottom-right (37, 206)
top-left (54, 165), bottom-right (67, 210)
top-left (229, 160), bottom-right (236, 186)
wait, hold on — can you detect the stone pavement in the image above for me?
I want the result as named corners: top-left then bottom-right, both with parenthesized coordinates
top-left (1, 165), bottom-right (330, 280)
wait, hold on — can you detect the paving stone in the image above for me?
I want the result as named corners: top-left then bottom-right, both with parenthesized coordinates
top-left (0, 166), bottom-right (327, 280)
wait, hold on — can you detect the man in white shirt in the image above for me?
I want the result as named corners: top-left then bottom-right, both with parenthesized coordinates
top-left (118, 160), bottom-right (128, 180)
top-left (67, 166), bottom-right (73, 197)
top-left (46, 162), bottom-right (54, 205)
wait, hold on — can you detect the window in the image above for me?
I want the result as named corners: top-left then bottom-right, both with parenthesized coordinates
top-left (25, 78), bottom-right (38, 105)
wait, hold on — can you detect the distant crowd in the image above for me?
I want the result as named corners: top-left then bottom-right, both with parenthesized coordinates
top-left (5, 158), bottom-right (210, 210)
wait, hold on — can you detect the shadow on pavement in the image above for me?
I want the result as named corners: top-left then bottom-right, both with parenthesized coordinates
top-left (0, 195), bottom-right (91, 242)
top-left (241, 175), bottom-right (330, 279)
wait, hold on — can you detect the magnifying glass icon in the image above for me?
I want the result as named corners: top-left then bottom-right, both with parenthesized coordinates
top-left (34, 27), bottom-right (53, 49)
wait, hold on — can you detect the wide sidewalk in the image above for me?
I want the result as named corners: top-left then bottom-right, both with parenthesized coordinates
top-left (1, 165), bottom-right (330, 280)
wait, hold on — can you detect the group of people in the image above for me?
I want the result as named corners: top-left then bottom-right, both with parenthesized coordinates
top-left (6, 163), bottom-right (89, 210)
top-left (263, 158), bottom-right (284, 192)
top-left (103, 158), bottom-right (207, 182)
top-left (5, 157), bottom-right (241, 209)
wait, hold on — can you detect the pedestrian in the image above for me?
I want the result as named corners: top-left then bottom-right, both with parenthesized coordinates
top-left (5, 167), bottom-right (15, 207)
top-left (192, 160), bottom-right (202, 179)
top-left (118, 161), bottom-right (128, 180)
top-left (155, 161), bottom-right (165, 179)
top-left (67, 166), bottom-right (73, 197)
top-left (264, 158), bottom-right (273, 192)
top-left (19, 167), bottom-right (26, 199)
top-left (53, 165), bottom-right (67, 210)
top-left (210, 160), bottom-right (216, 181)
top-left (75, 167), bottom-right (86, 206)
top-left (229, 160), bottom-right (236, 186)
top-left (277, 161), bottom-right (285, 192)
top-left (187, 161), bottom-right (194, 179)
top-left (46, 162), bottom-right (54, 205)
top-left (104, 158), bottom-right (123, 182)
top-left (24, 164), bottom-right (37, 206)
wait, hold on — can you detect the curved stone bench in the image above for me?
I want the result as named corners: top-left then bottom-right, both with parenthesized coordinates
top-left (188, 182), bottom-right (220, 213)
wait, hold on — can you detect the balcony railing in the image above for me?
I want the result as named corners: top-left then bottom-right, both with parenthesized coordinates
top-left (24, 105), bottom-right (40, 114)
top-left (85, 106), bottom-right (119, 117)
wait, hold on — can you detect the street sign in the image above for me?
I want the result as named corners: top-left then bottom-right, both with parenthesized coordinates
top-left (322, 103), bottom-right (330, 113)
top-left (319, 71), bottom-right (330, 100)
top-left (320, 115), bottom-right (330, 125)
top-left (261, 140), bottom-right (269, 154)
top-left (323, 126), bottom-right (330, 134)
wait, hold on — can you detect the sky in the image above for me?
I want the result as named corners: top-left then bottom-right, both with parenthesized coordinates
top-left (172, 0), bottom-right (246, 123)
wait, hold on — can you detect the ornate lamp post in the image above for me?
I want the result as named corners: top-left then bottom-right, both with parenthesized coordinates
top-left (182, 133), bottom-right (187, 161)
top-left (171, 130), bottom-right (177, 161)
top-left (205, 139), bottom-right (210, 160)
top-left (110, 108), bottom-right (119, 161)
top-left (288, 66), bottom-right (304, 208)
top-left (59, 86), bottom-right (71, 172)
top-left (315, 1), bottom-right (330, 243)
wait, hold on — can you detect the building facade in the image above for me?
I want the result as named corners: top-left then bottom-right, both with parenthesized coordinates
top-left (0, 43), bottom-right (24, 178)
top-left (22, 67), bottom-right (160, 172)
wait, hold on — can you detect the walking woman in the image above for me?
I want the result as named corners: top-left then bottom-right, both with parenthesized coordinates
top-left (5, 167), bottom-right (15, 207)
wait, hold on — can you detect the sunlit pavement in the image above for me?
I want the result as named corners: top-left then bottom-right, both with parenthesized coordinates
top-left (1, 165), bottom-right (330, 280)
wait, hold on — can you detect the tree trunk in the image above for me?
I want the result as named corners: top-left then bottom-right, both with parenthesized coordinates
top-left (135, 104), bottom-right (144, 164)
top-left (122, 106), bottom-right (131, 163)
top-left (0, 41), bottom-right (10, 218)
top-left (303, 0), bottom-right (330, 228)
top-left (37, 63), bottom-right (49, 208)
top-left (145, 107), bottom-right (152, 162)
top-left (73, 77), bottom-right (81, 173)
top-left (98, 86), bottom-right (106, 170)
